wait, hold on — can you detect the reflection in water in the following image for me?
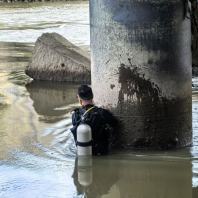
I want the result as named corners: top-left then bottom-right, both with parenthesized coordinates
top-left (193, 187), bottom-right (198, 197)
top-left (73, 156), bottom-right (192, 198)
top-left (8, 70), bottom-right (30, 86)
top-left (73, 157), bottom-right (118, 197)
top-left (0, 42), bottom-right (33, 65)
top-left (26, 81), bottom-right (80, 123)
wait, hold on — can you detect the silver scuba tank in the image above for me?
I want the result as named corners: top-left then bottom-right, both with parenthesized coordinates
top-left (77, 123), bottom-right (92, 156)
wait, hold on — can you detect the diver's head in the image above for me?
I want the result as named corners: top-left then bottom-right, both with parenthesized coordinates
top-left (77, 85), bottom-right (94, 106)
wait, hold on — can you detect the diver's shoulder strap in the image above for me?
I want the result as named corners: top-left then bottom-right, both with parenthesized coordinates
top-left (82, 106), bottom-right (96, 119)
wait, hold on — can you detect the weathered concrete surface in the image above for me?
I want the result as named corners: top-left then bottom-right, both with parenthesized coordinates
top-left (192, 0), bottom-right (198, 76)
top-left (25, 33), bottom-right (91, 83)
top-left (90, 0), bottom-right (192, 149)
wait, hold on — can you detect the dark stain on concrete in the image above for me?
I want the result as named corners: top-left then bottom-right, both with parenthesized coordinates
top-left (106, 59), bottom-right (110, 64)
top-left (118, 58), bottom-right (161, 106)
top-left (115, 58), bottom-right (192, 150)
top-left (110, 84), bottom-right (115, 89)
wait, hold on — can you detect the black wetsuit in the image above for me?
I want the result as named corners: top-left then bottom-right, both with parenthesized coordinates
top-left (70, 104), bottom-right (118, 155)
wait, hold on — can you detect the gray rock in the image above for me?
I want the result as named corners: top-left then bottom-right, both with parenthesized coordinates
top-left (25, 33), bottom-right (91, 83)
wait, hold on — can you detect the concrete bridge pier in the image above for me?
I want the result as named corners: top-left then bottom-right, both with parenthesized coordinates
top-left (90, 0), bottom-right (192, 149)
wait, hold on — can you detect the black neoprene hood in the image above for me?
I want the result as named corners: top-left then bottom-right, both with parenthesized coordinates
top-left (78, 85), bottom-right (93, 100)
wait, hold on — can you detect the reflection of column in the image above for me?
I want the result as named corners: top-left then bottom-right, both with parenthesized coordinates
top-left (116, 158), bottom-right (192, 198)
top-left (90, 0), bottom-right (192, 149)
top-left (193, 187), bottom-right (198, 198)
top-left (25, 81), bottom-right (79, 122)
top-left (73, 156), bottom-right (192, 197)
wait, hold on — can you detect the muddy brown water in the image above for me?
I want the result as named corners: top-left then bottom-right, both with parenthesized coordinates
top-left (0, 2), bottom-right (197, 198)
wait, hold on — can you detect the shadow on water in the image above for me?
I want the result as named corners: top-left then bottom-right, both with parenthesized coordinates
top-left (25, 81), bottom-right (80, 123)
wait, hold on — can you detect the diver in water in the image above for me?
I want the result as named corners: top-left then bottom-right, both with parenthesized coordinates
top-left (70, 85), bottom-right (119, 155)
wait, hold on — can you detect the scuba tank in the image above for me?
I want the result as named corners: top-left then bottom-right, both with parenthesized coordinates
top-left (77, 123), bottom-right (92, 156)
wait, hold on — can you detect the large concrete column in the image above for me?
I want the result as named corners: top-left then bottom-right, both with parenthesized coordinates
top-left (90, 0), bottom-right (192, 149)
